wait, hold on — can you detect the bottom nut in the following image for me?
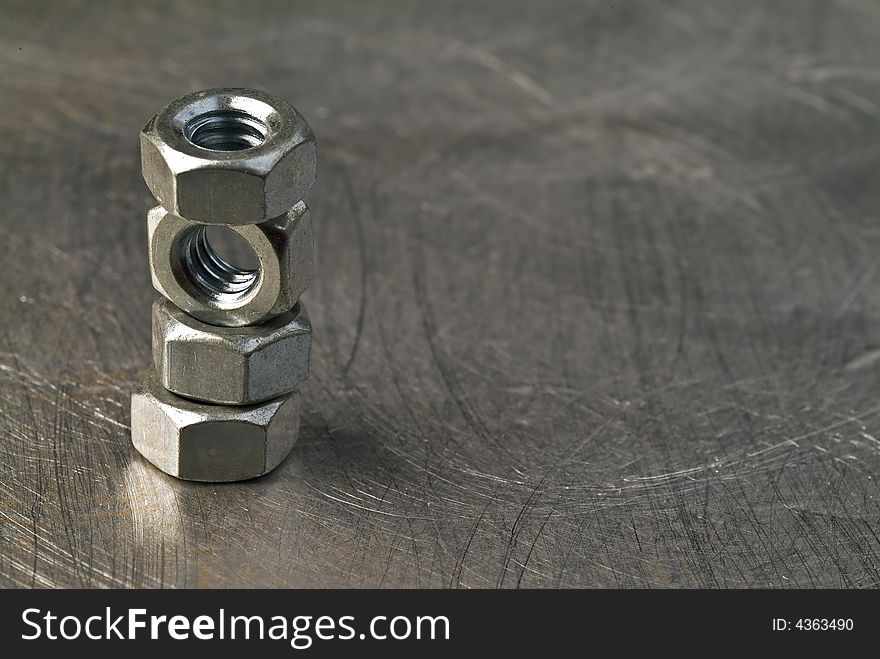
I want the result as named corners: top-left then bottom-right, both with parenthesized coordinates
top-left (131, 371), bottom-right (301, 482)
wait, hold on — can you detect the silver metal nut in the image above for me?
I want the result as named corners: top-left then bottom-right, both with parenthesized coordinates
top-left (131, 371), bottom-right (302, 482)
top-left (140, 88), bottom-right (316, 224)
top-left (147, 202), bottom-right (314, 327)
top-left (152, 297), bottom-right (312, 405)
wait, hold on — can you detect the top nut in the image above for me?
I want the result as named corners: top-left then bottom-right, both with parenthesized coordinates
top-left (140, 88), bottom-right (316, 224)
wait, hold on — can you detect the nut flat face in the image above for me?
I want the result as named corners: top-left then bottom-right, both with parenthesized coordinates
top-left (148, 202), bottom-right (314, 327)
top-left (130, 371), bottom-right (301, 482)
top-left (140, 88), bottom-right (316, 224)
top-left (152, 298), bottom-right (312, 405)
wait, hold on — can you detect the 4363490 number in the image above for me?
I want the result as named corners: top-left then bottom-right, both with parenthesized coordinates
top-left (772, 619), bottom-right (853, 631)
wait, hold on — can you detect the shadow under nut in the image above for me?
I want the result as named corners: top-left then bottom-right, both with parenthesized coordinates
top-left (130, 371), bottom-right (302, 482)
top-left (147, 202), bottom-right (314, 327)
top-left (152, 298), bottom-right (312, 405)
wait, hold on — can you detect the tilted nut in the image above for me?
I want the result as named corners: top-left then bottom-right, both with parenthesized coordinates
top-left (152, 298), bottom-right (312, 405)
top-left (130, 371), bottom-right (301, 482)
top-left (147, 202), bottom-right (314, 327)
top-left (140, 88), bottom-right (316, 224)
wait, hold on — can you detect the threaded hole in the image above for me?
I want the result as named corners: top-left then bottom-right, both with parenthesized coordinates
top-left (178, 227), bottom-right (259, 301)
top-left (184, 109), bottom-right (268, 151)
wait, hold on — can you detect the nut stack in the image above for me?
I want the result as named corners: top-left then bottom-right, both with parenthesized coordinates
top-left (130, 88), bottom-right (316, 482)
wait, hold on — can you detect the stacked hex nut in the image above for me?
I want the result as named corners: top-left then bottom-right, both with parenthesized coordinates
top-left (131, 88), bottom-right (316, 482)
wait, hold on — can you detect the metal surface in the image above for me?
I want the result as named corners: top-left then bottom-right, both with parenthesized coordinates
top-left (147, 202), bottom-right (314, 326)
top-left (153, 298), bottom-right (312, 405)
top-left (141, 88), bottom-right (316, 224)
top-left (3, 0), bottom-right (880, 587)
top-left (131, 372), bottom-right (302, 482)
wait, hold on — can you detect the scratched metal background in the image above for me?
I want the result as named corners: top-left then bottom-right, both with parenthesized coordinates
top-left (2, 0), bottom-right (880, 588)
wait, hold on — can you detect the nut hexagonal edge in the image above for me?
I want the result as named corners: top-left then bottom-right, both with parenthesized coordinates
top-left (152, 298), bottom-right (312, 405)
top-left (146, 203), bottom-right (314, 327)
top-left (139, 88), bottom-right (316, 224)
top-left (130, 372), bottom-right (302, 482)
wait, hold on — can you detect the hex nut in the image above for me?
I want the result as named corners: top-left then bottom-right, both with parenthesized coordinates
top-left (131, 371), bottom-right (301, 482)
top-left (140, 88), bottom-right (316, 224)
top-left (147, 202), bottom-right (314, 327)
top-left (152, 298), bottom-right (312, 405)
